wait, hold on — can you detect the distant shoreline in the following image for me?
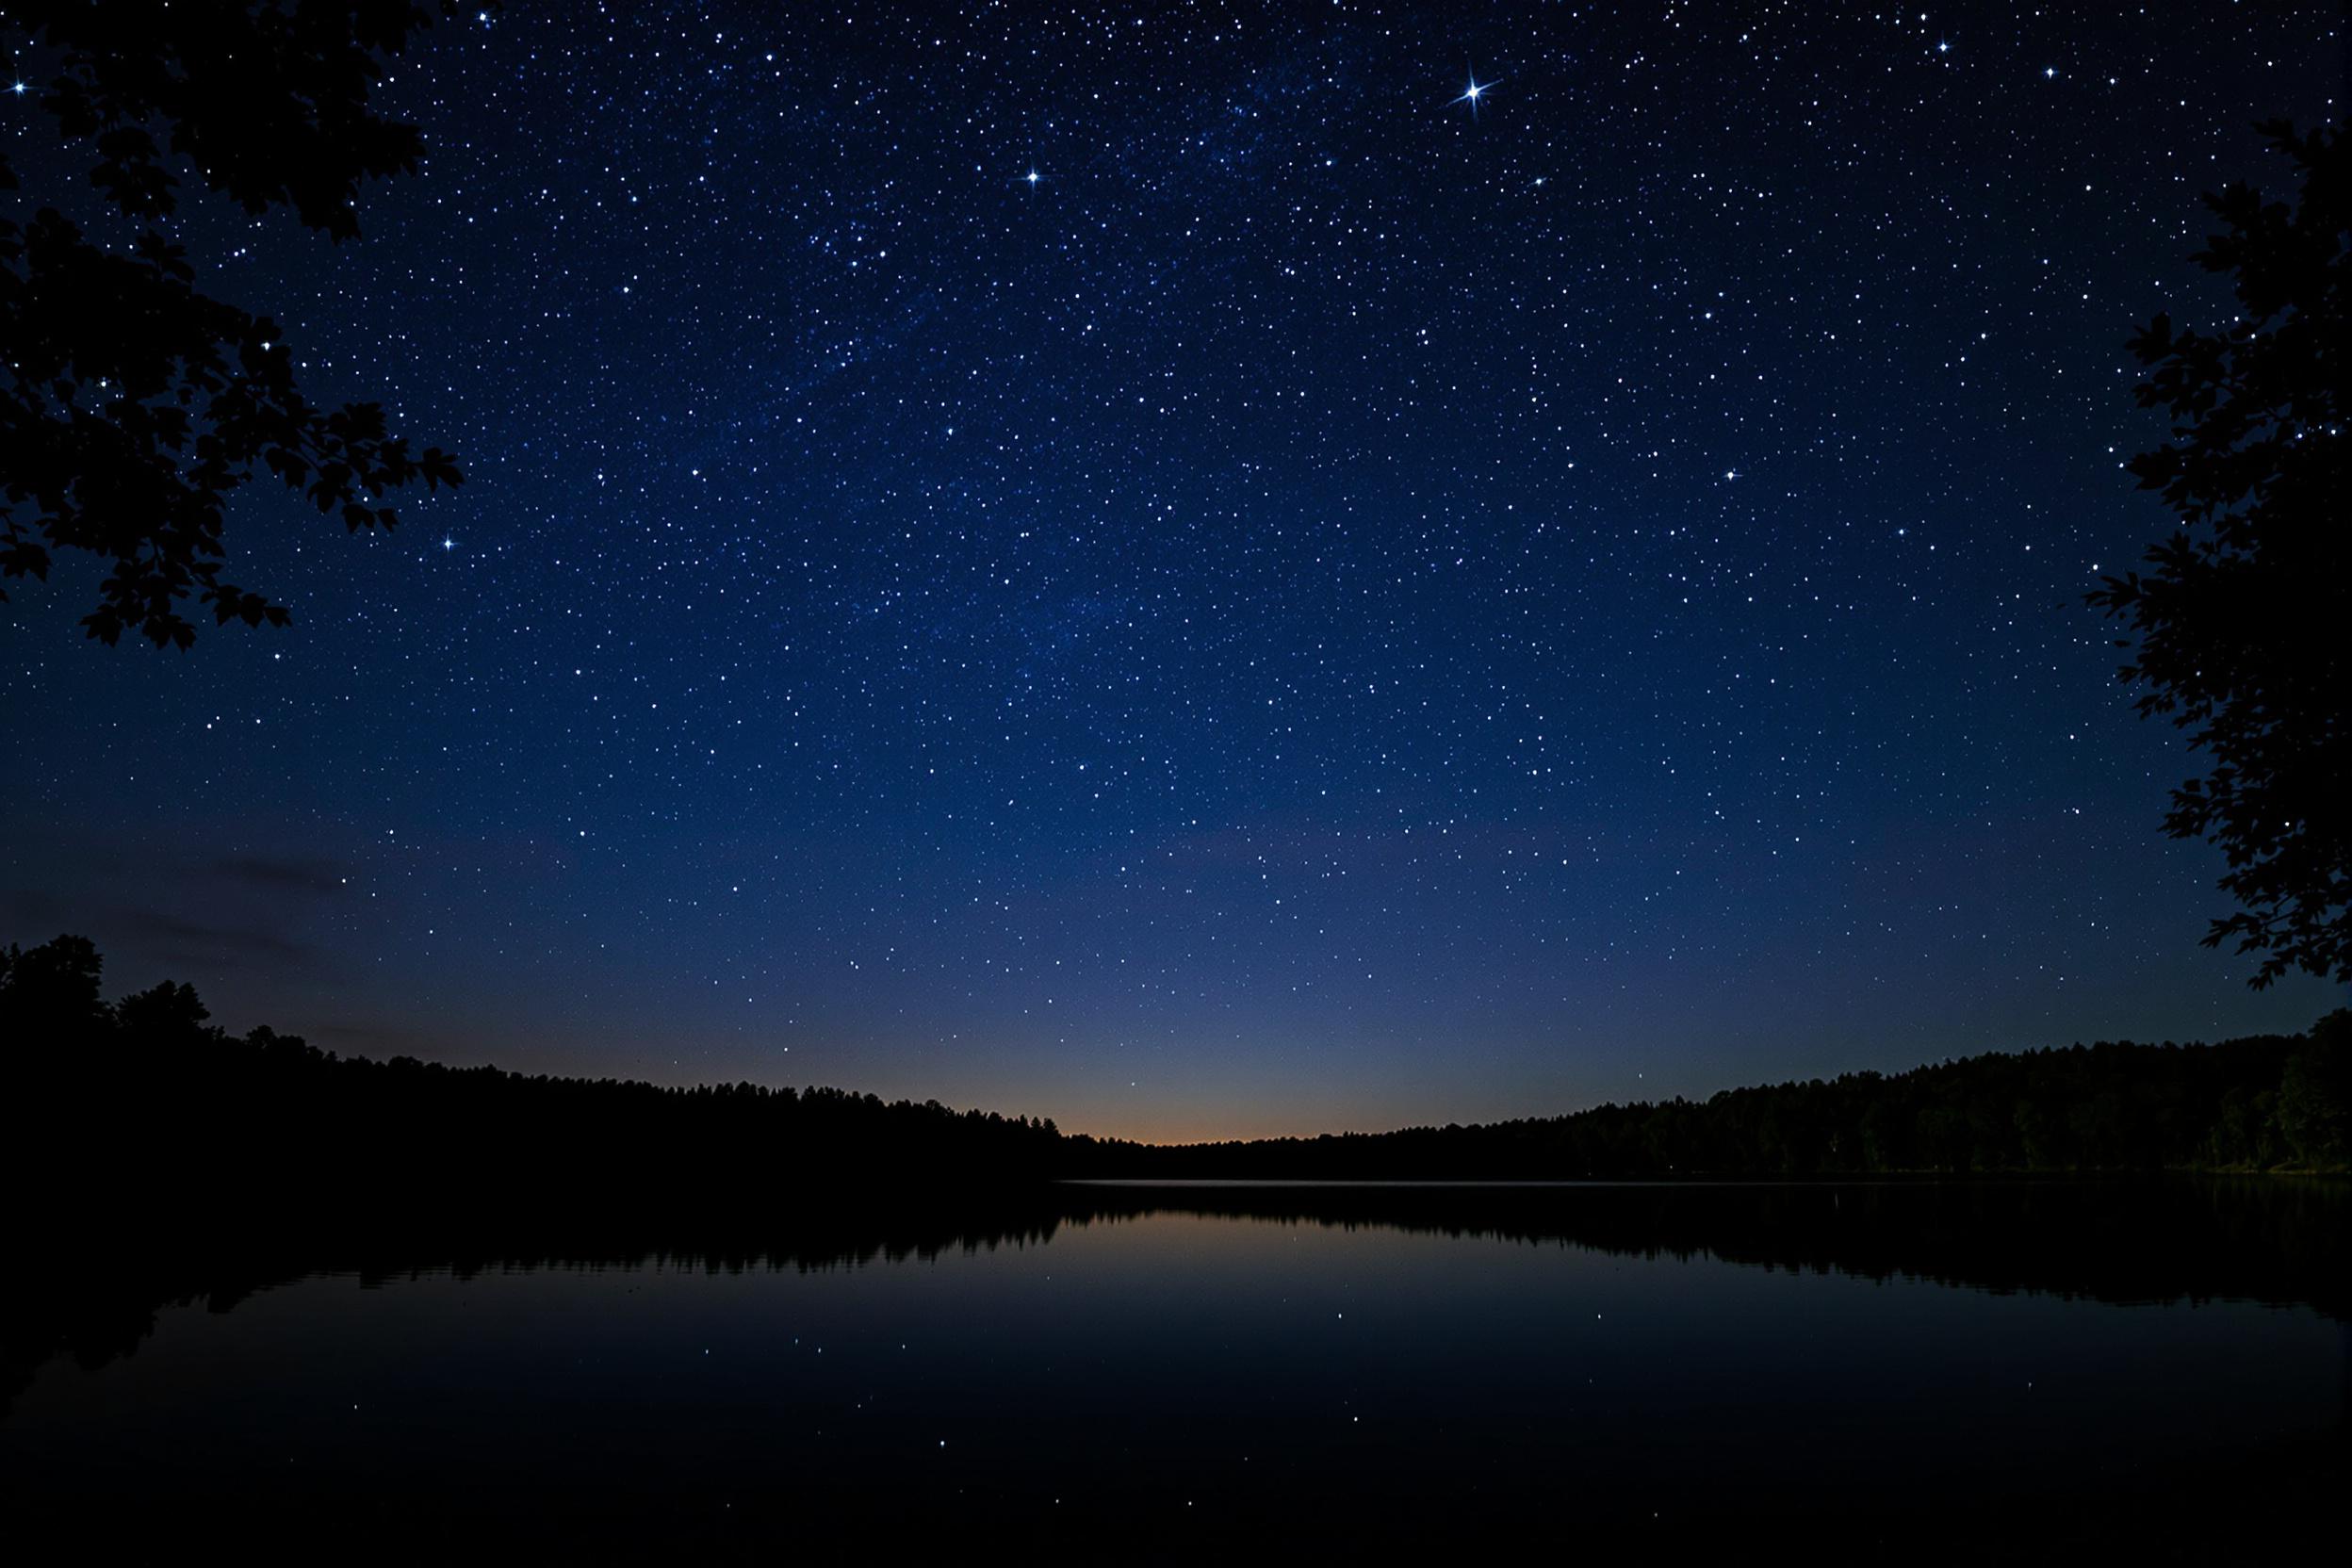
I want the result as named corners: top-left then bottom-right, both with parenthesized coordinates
top-left (7, 936), bottom-right (2347, 1185)
top-left (1063, 1169), bottom-right (2351, 1185)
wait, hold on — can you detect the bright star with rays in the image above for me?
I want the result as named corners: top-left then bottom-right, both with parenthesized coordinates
top-left (1024, 169), bottom-right (1041, 188)
top-left (1451, 71), bottom-right (1499, 115)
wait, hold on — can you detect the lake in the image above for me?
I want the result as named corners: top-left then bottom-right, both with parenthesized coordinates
top-left (6, 1181), bottom-right (2344, 1556)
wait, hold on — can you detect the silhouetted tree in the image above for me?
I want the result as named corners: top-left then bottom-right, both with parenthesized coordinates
top-left (112, 978), bottom-right (210, 1051)
top-left (0, 2), bottom-right (467, 650)
top-left (0, 932), bottom-right (106, 1042)
top-left (2275, 1010), bottom-right (2350, 1166)
top-left (2091, 122), bottom-right (2347, 986)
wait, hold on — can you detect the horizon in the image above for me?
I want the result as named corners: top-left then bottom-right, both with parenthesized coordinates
top-left (5, 4), bottom-right (2345, 1143)
top-left (22, 930), bottom-right (2337, 1148)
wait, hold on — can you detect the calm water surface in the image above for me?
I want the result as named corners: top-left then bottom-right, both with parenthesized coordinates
top-left (7, 1183), bottom-right (2344, 1555)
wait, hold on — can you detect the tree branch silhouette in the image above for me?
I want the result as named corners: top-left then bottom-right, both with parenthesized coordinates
top-left (0, 2), bottom-right (473, 649)
top-left (2092, 122), bottom-right (2347, 986)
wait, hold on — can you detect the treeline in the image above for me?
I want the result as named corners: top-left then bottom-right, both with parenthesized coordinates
top-left (1081, 1015), bottom-right (2352, 1179)
top-left (3, 935), bottom-right (1064, 1205)
top-left (4, 934), bottom-right (2347, 1191)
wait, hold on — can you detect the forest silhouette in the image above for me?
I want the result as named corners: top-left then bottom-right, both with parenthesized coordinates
top-left (7, 934), bottom-right (2345, 1203)
top-left (1088, 1012), bottom-right (2351, 1179)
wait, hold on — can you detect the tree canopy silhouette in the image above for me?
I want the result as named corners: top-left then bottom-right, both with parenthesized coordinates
top-left (2092, 122), bottom-right (2347, 986)
top-left (1085, 1010), bottom-right (2349, 1179)
top-left (0, 1), bottom-right (467, 650)
top-left (5, 934), bottom-right (2345, 1193)
top-left (1, 933), bottom-right (1071, 1204)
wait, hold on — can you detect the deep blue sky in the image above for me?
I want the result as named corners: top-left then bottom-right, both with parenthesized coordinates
top-left (3, 3), bottom-right (2344, 1139)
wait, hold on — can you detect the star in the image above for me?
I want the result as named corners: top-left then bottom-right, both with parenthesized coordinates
top-left (1451, 72), bottom-right (1498, 115)
top-left (1024, 169), bottom-right (1041, 188)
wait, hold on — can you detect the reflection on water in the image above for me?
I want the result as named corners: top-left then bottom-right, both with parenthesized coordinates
top-left (7, 1182), bottom-right (2344, 1554)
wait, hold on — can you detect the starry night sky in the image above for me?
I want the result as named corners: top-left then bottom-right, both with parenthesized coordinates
top-left (3, 3), bottom-right (2344, 1140)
